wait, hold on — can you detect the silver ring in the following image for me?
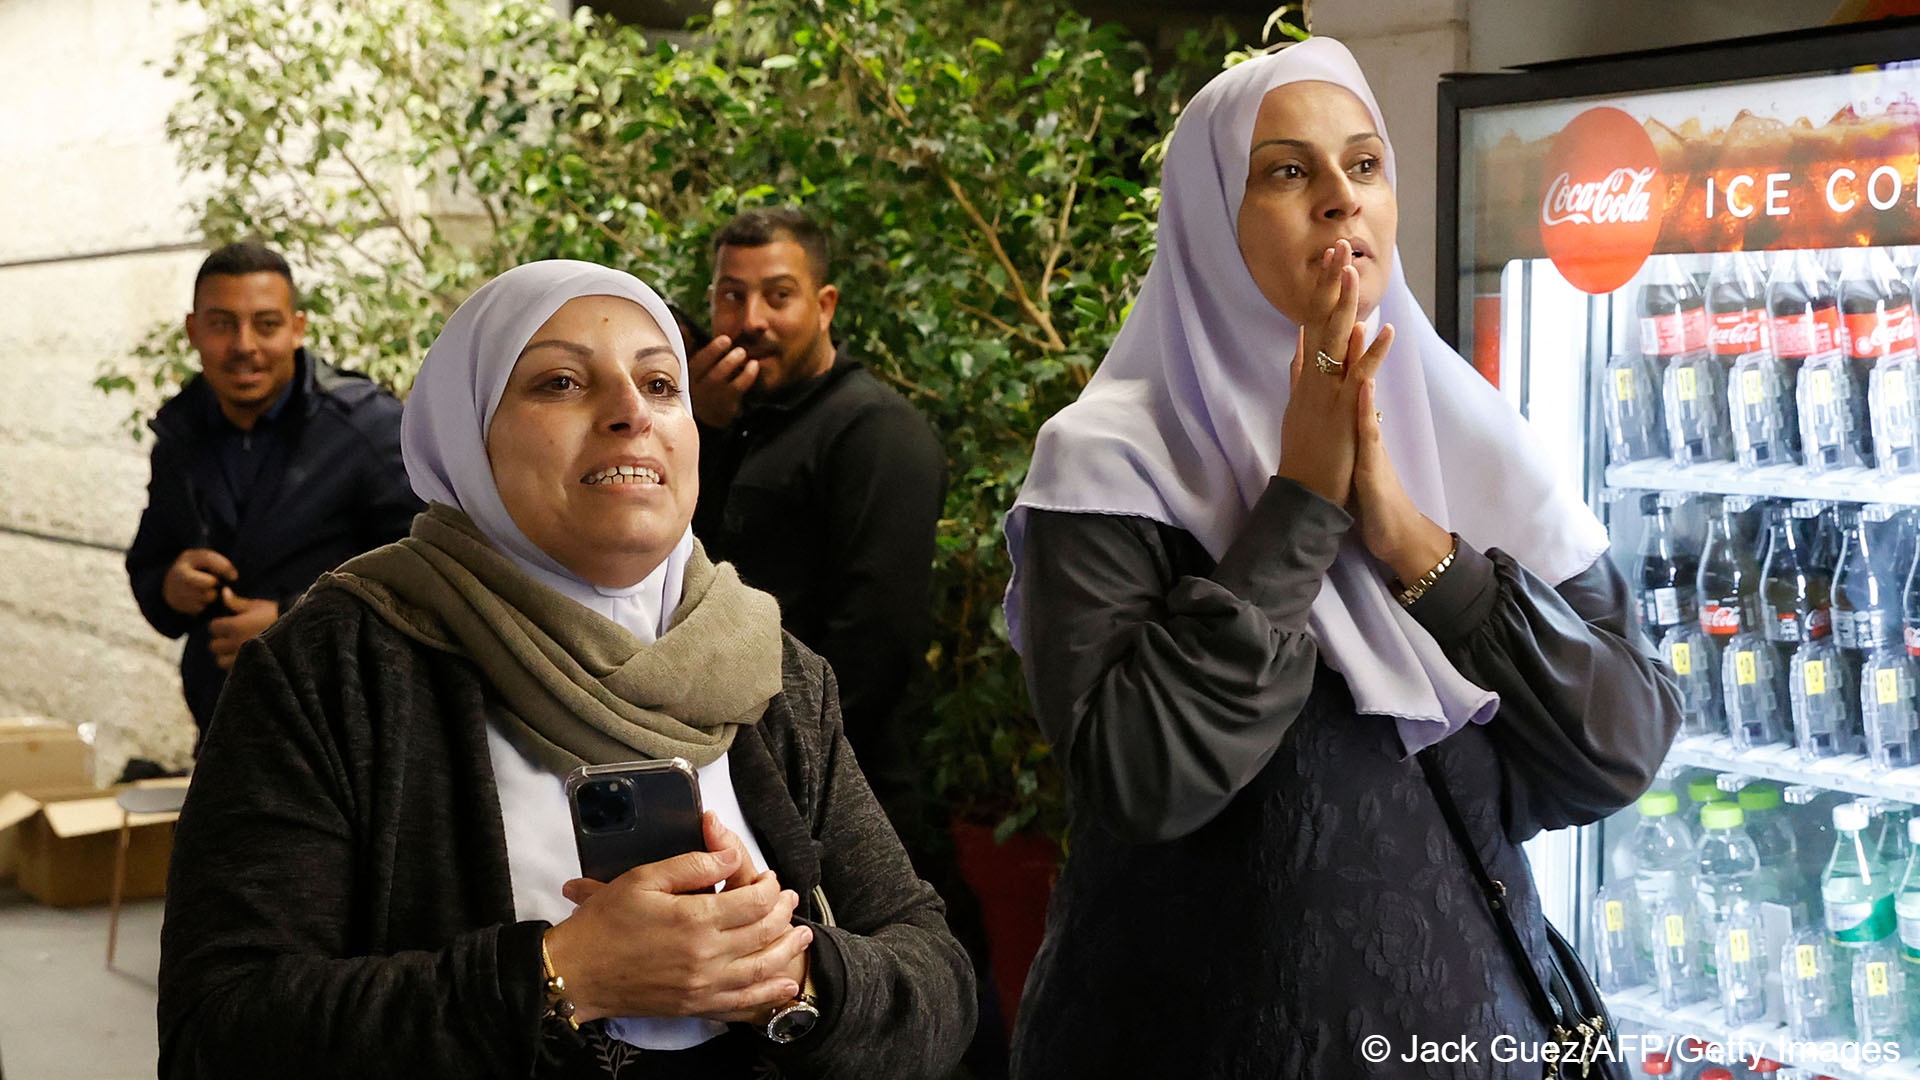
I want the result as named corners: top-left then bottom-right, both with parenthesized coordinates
top-left (1314, 350), bottom-right (1344, 376)
top-left (1375, 411), bottom-right (1384, 424)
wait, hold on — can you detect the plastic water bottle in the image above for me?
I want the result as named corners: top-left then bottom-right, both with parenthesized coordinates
top-left (1633, 790), bottom-right (1698, 929)
top-left (1898, 816), bottom-right (1920, 964)
top-left (1715, 899), bottom-right (1770, 1024)
top-left (1738, 783), bottom-right (1803, 922)
top-left (1850, 939), bottom-right (1910, 1044)
top-left (1823, 802), bottom-right (1896, 986)
top-left (1698, 802), bottom-right (1763, 978)
top-left (1592, 881), bottom-right (1648, 992)
top-left (1782, 926), bottom-right (1846, 1041)
top-left (1651, 892), bottom-right (1708, 1010)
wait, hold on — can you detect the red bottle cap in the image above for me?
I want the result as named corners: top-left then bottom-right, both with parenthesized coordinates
top-left (1700, 1070), bottom-right (1735, 1080)
top-left (1641, 1052), bottom-right (1674, 1075)
top-left (1747, 1058), bottom-right (1782, 1074)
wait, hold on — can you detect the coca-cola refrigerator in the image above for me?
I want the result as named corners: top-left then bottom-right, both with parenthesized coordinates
top-left (1441, 20), bottom-right (1920, 1079)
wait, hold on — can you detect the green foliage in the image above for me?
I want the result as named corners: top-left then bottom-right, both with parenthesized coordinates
top-left (112, 0), bottom-right (1303, 845)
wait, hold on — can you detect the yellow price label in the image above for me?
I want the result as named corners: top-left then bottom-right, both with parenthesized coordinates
top-left (1806, 659), bottom-right (1827, 696)
top-left (1730, 928), bottom-right (1752, 964)
top-left (1605, 900), bottom-right (1625, 933)
top-left (1736, 651), bottom-right (1758, 686)
top-left (1812, 368), bottom-right (1834, 405)
top-left (1678, 366), bottom-right (1698, 401)
top-left (1880, 668), bottom-right (1902, 705)
top-left (1616, 369), bottom-right (1635, 401)
top-left (1672, 642), bottom-right (1693, 676)
top-left (1891, 370), bottom-right (1910, 401)
top-left (1742, 368), bottom-right (1763, 399)
top-left (1868, 961), bottom-right (1891, 997)
top-left (1665, 914), bottom-right (1688, 948)
top-left (1797, 944), bottom-right (1819, 980)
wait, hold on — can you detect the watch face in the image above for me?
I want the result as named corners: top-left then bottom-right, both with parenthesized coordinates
top-left (767, 1002), bottom-right (820, 1044)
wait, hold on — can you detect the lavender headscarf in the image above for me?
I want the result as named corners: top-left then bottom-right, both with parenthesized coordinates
top-left (402, 260), bottom-right (696, 643)
top-left (1006, 38), bottom-right (1609, 754)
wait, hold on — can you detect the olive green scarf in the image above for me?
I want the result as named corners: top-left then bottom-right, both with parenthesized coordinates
top-left (316, 503), bottom-right (783, 772)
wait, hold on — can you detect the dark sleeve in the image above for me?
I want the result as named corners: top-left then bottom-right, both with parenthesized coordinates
top-left (1407, 540), bottom-right (1683, 842)
top-left (353, 392), bottom-right (425, 549)
top-left (126, 439), bottom-right (198, 639)
top-left (812, 405), bottom-right (945, 759)
top-left (157, 623), bottom-right (547, 1080)
top-left (1019, 478), bottom-right (1349, 844)
top-left (770, 661), bottom-right (975, 1080)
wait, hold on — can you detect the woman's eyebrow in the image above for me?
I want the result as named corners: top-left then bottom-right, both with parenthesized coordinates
top-left (1251, 132), bottom-right (1384, 154)
top-left (518, 338), bottom-right (593, 360)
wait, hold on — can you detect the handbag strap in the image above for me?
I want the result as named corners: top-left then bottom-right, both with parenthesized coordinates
top-left (1415, 748), bottom-right (1567, 1032)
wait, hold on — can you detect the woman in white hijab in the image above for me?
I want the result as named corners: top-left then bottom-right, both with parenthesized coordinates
top-left (1005, 39), bottom-right (1678, 1079)
top-left (157, 261), bottom-right (974, 1080)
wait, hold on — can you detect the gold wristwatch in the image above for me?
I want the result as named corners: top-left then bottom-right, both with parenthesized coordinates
top-left (763, 959), bottom-right (820, 1044)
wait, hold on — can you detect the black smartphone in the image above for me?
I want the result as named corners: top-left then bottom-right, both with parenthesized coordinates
top-left (565, 758), bottom-right (705, 884)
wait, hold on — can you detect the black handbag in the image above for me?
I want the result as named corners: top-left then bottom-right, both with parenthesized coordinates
top-left (1417, 749), bottom-right (1630, 1080)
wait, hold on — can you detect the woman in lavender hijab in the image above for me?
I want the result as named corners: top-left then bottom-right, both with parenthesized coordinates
top-left (157, 261), bottom-right (973, 1079)
top-left (1004, 38), bottom-right (1680, 1078)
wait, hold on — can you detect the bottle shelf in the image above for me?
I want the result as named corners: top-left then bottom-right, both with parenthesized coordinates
top-left (1608, 984), bottom-right (1918, 1079)
top-left (1665, 733), bottom-right (1920, 805)
top-left (1607, 460), bottom-right (1920, 507)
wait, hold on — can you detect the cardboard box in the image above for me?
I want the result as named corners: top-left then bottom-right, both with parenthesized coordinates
top-left (0, 781), bottom-right (185, 907)
top-left (0, 718), bottom-right (93, 882)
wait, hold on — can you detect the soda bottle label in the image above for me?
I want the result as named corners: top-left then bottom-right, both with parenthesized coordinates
top-left (1846, 306), bottom-right (1919, 359)
top-left (1671, 641), bottom-right (1693, 675)
top-left (1806, 659), bottom-right (1828, 695)
top-left (1643, 315), bottom-right (1681, 357)
top-left (1907, 624), bottom-right (1920, 657)
top-left (1866, 961), bottom-right (1890, 996)
top-left (1836, 611), bottom-right (1860, 650)
top-left (1703, 604), bottom-right (1742, 635)
top-left (1648, 588), bottom-right (1681, 627)
top-left (1878, 668), bottom-right (1901, 704)
top-left (1808, 607), bottom-right (1833, 638)
top-left (1775, 307), bottom-right (1844, 358)
top-left (1605, 900), bottom-right (1625, 933)
top-left (1796, 943), bottom-right (1820, 979)
top-left (1769, 610), bottom-right (1803, 643)
top-left (1677, 366), bottom-right (1698, 401)
top-left (1736, 650), bottom-right (1758, 685)
top-left (1711, 308), bottom-right (1770, 357)
top-left (1899, 904), bottom-right (1920, 961)
top-left (1827, 895), bottom-right (1897, 942)
top-left (1857, 613), bottom-right (1894, 651)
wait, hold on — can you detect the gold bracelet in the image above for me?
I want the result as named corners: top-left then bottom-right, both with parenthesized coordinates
top-left (541, 929), bottom-right (580, 1031)
top-left (1394, 535), bottom-right (1459, 607)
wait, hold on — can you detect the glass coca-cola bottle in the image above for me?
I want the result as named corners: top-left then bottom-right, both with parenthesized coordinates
top-left (1638, 493), bottom-right (1698, 635)
top-left (1836, 504), bottom-right (1903, 658)
top-left (1700, 497), bottom-right (1762, 642)
top-left (1642, 254), bottom-right (1710, 366)
top-left (1762, 501), bottom-right (1822, 649)
top-left (1606, 353), bottom-right (1666, 465)
top-left (1711, 252), bottom-right (1794, 468)
top-left (1841, 246), bottom-right (1920, 473)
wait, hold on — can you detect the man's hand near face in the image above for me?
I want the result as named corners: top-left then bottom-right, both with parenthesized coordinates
top-left (688, 335), bottom-right (760, 429)
top-left (208, 588), bottom-right (279, 671)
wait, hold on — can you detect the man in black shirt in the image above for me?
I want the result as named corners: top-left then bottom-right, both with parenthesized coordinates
top-left (688, 209), bottom-right (946, 846)
top-left (126, 242), bottom-right (421, 745)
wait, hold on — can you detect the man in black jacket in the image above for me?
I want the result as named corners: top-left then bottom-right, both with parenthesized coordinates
top-left (688, 209), bottom-right (946, 844)
top-left (126, 241), bottom-right (421, 745)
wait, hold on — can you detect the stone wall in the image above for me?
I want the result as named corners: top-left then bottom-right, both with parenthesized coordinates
top-left (0, 0), bottom-right (206, 780)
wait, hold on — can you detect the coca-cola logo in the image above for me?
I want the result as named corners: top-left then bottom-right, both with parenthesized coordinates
top-left (1539, 107), bottom-right (1665, 295)
top-left (1710, 310), bottom-right (1768, 356)
top-left (1542, 168), bottom-right (1657, 227)
top-left (1700, 605), bottom-right (1743, 634)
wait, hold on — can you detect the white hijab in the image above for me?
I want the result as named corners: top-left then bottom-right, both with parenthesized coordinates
top-left (1006, 37), bottom-right (1609, 754)
top-left (402, 260), bottom-right (696, 643)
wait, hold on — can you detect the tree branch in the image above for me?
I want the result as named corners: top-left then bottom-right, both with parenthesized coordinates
top-left (337, 148), bottom-right (430, 269)
top-left (1039, 103), bottom-right (1102, 308)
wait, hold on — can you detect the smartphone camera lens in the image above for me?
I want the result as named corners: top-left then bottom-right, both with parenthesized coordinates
top-left (576, 778), bottom-right (637, 834)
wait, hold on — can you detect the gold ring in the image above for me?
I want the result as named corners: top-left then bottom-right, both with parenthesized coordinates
top-left (1314, 350), bottom-right (1344, 376)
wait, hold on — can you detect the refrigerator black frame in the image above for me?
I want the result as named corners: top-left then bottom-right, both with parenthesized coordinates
top-left (1435, 16), bottom-right (1920, 352)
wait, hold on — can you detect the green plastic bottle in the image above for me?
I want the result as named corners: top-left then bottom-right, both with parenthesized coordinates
top-left (1824, 802), bottom-right (1897, 985)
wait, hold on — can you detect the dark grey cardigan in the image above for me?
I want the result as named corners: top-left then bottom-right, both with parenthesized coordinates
top-left (157, 587), bottom-right (975, 1079)
top-left (1010, 478), bottom-right (1682, 1080)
